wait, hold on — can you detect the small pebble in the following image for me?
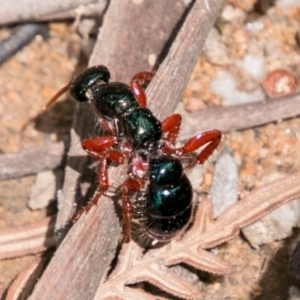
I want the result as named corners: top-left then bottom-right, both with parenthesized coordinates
top-left (210, 147), bottom-right (238, 217)
top-left (210, 70), bottom-right (265, 105)
top-left (28, 171), bottom-right (57, 210)
top-left (276, 0), bottom-right (300, 9)
top-left (241, 54), bottom-right (265, 80)
top-left (148, 53), bottom-right (156, 67)
top-left (263, 69), bottom-right (298, 98)
top-left (242, 197), bottom-right (300, 248)
top-left (221, 5), bottom-right (246, 22)
top-left (203, 28), bottom-right (230, 66)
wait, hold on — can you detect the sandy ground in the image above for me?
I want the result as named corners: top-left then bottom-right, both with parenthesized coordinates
top-left (1, 2), bottom-right (300, 299)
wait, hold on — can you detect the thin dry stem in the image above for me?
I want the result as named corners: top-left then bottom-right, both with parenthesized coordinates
top-left (0, 142), bottom-right (64, 181)
top-left (180, 92), bottom-right (300, 138)
top-left (0, 0), bottom-right (107, 25)
top-left (6, 259), bottom-right (45, 300)
top-left (0, 217), bottom-right (56, 260)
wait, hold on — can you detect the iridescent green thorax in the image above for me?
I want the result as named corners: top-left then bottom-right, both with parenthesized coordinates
top-left (125, 108), bottom-right (162, 152)
top-left (92, 82), bottom-right (162, 152)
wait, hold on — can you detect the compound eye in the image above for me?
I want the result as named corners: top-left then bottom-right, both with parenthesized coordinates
top-left (69, 65), bottom-right (110, 102)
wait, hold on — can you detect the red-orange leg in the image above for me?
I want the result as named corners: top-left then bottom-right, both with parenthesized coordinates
top-left (82, 136), bottom-right (117, 159)
top-left (130, 81), bottom-right (147, 107)
top-left (131, 71), bottom-right (155, 87)
top-left (120, 177), bottom-right (142, 241)
top-left (83, 136), bottom-right (126, 191)
top-left (97, 150), bottom-right (125, 186)
top-left (72, 191), bottom-right (102, 222)
top-left (72, 137), bottom-right (126, 221)
top-left (169, 130), bottom-right (222, 168)
top-left (161, 113), bottom-right (182, 144)
top-left (130, 71), bottom-right (155, 107)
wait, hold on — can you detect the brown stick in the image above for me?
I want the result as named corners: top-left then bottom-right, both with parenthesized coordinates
top-left (6, 259), bottom-right (45, 300)
top-left (30, 1), bottom-right (225, 300)
top-left (0, 0), bottom-right (107, 25)
top-left (0, 24), bottom-right (48, 66)
top-left (180, 92), bottom-right (300, 138)
top-left (147, 0), bottom-right (226, 119)
top-left (34, 3), bottom-right (107, 22)
top-left (0, 142), bottom-right (64, 181)
top-left (0, 217), bottom-right (56, 260)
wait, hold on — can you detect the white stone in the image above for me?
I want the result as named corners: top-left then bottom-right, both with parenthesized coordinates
top-left (245, 19), bottom-right (264, 34)
top-left (276, 0), bottom-right (300, 9)
top-left (28, 170), bottom-right (57, 210)
top-left (242, 198), bottom-right (300, 248)
top-left (203, 28), bottom-right (230, 66)
top-left (221, 5), bottom-right (246, 22)
top-left (210, 70), bottom-right (265, 105)
top-left (210, 147), bottom-right (238, 217)
top-left (241, 54), bottom-right (265, 80)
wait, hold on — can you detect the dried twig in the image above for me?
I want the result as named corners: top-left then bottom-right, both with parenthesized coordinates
top-left (0, 0), bottom-right (107, 25)
top-left (146, 0), bottom-right (225, 119)
top-left (0, 142), bottom-right (64, 181)
top-left (180, 92), bottom-right (300, 138)
top-left (0, 23), bottom-right (48, 66)
top-left (6, 259), bottom-right (45, 300)
top-left (0, 283), bottom-right (5, 299)
top-left (0, 217), bottom-right (56, 260)
top-left (32, 3), bottom-right (107, 22)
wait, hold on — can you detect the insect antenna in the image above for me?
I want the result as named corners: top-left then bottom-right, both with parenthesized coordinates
top-left (43, 80), bottom-right (72, 110)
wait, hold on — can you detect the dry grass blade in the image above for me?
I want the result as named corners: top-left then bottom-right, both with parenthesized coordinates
top-left (180, 92), bottom-right (300, 137)
top-left (0, 142), bottom-right (64, 181)
top-left (197, 172), bottom-right (300, 249)
top-left (6, 258), bottom-right (45, 300)
top-left (0, 283), bottom-right (5, 299)
top-left (0, 216), bottom-right (56, 260)
top-left (94, 172), bottom-right (300, 299)
top-left (0, 0), bottom-right (107, 25)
